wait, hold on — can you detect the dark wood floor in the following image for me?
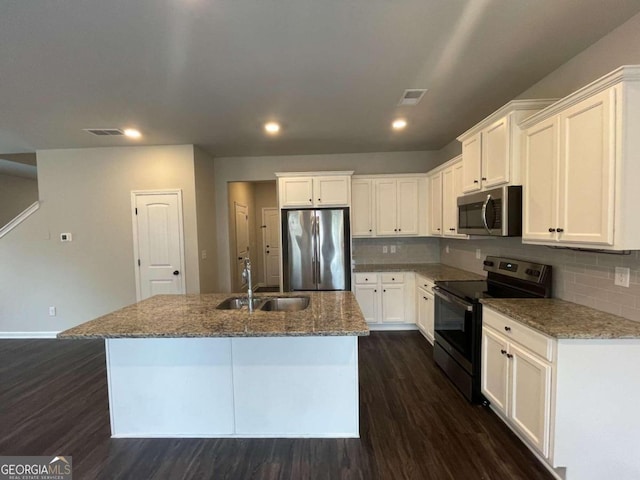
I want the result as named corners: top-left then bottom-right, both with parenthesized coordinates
top-left (0, 332), bottom-right (553, 480)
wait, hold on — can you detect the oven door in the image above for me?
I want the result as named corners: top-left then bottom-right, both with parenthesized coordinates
top-left (433, 287), bottom-right (474, 372)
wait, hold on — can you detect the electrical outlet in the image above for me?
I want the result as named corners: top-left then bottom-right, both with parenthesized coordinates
top-left (615, 267), bottom-right (630, 287)
top-left (382, 246), bottom-right (388, 254)
top-left (445, 245), bottom-right (450, 254)
top-left (49, 306), bottom-right (56, 316)
top-left (390, 245), bottom-right (396, 254)
top-left (475, 248), bottom-right (482, 260)
top-left (60, 233), bottom-right (72, 242)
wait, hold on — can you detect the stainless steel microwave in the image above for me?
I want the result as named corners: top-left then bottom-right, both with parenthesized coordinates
top-left (457, 186), bottom-right (522, 236)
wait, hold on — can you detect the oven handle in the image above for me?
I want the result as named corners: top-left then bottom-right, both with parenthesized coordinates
top-left (481, 194), bottom-right (492, 233)
top-left (433, 287), bottom-right (473, 312)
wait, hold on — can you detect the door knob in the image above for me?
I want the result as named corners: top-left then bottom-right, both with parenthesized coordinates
top-left (173, 270), bottom-right (180, 275)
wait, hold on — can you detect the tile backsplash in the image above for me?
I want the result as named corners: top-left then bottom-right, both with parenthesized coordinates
top-left (352, 237), bottom-right (441, 265)
top-left (440, 237), bottom-right (640, 322)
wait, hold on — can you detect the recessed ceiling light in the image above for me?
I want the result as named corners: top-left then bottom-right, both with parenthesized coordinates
top-left (392, 119), bottom-right (407, 130)
top-left (264, 122), bottom-right (280, 134)
top-left (124, 128), bottom-right (142, 139)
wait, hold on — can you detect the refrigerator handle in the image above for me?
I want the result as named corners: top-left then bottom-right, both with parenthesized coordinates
top-left (311, 214), bottom-right (317, 284)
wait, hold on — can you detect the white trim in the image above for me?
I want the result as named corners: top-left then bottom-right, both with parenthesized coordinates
top-left (275, 170), bottom-right (354, 178)
top-left (520, 65), bottom-right (640, 129)
top-left (367, 323), bottom-right (419, 331)
top-left (352, 172), bottom-right (428, 180)
top-left (0, 331), bottom-right (59, 339)
top-left (112, 432), bottom-right (359, 439)
top-left (457, 99), bottom-right (558, 141)
top-left (131, 190), bottom-right (187, 301)
top-left (0, 200), bottom-right (40, 239)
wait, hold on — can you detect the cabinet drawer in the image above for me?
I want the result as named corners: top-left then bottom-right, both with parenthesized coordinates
top-left (416, 275), bottom-right (435, 291)
top-left (354, 273), bottom-right (378, 284)
top-left (483, 308), bottom-right (554, 362)
top-left (381, 273), bottom-right (404, 284)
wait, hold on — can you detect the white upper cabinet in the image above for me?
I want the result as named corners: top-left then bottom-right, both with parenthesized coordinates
top-left (352, 174), bottom-right (427, 237)
top-left (351, 179), bottom-right (373, 237)
top-left (428, 171), bottom-right (442, 236)
top-left (458, 100), bottom-right (556, 194)
top-left (428, 155), bottom-right (467, 238)
top-left (521, 66), bottom-right (640, 250)
top-left (276, 172), bottom-right (352, 208)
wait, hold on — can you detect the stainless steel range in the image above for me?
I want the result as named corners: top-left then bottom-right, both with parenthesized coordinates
top-left (433, 256), bottom-right (552, 403)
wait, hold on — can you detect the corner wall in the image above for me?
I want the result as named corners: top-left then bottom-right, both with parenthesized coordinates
top-left (194, 147), bottom-right (218, 293)
top-left (0, 145), bottom-right (200, 334)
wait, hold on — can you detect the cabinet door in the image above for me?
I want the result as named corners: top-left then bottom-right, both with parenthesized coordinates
top-left (523, 118), bottom-right (559, 242)
top-left (424, 290), bottom-right (434, 344)
top-left (314, 176), bottom-right (350, 207)
top-left (509, 342), bottom-right (552, 458)
top-left (429, 172), bottom-right (443, 236)
top-left (375, 179), bottom-right (398, 236)
top-left (461, 133), bottom-right (482, 193)
top-left (481, 327), bottom-right (509, 415)
top-left (442, 167), bottom-right (456, 236)
top-left (279, 177), bottom-right (314, 207)
top-left (354, 284), bottom-right (379, 324)
top-left (558, 89), bottom-right (615, 245)
top-left (351, 179), bottom-right (373, 236)
top-left (397, 178), bottom-right (419, 235)
top-left (381, 284), bottom-right (405, 323)
top-left (482, 116), bottom-right (510, 188)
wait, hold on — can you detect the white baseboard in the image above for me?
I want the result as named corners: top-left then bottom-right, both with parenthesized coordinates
top-left (0, 331), bottom-right (59, 339)
top-left (367, 324), bottom-right (419, 331)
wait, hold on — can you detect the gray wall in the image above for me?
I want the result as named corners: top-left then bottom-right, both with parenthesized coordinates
top-left (214, 151), bottom-right (442, 291)
top-left (0, 174), bottom-right (38, 227)
top-left (194, 147), bottom-right (218, 293)
top-left (0, 145), bottom-right (201, 333)
top-left (353, 237), bottom-right (441, 266)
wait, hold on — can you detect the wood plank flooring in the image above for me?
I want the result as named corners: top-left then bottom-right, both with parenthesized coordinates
top-left (0, 332), bottom-right (553, 479)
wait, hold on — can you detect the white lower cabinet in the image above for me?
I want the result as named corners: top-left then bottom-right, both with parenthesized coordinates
top-left (482, 308), bottom-right (553, 459)
top-left (354, 272), bottom-right (414, 327)
top-left (416, 275), bottom-right (435, 344)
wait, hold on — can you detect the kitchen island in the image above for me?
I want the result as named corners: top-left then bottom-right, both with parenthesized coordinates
top-left (58, 292), bottom-right (368, 439)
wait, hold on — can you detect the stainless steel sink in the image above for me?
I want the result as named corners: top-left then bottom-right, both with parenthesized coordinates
top-left (216, 297), bottom-right (264, 310)
top-left (259, 296), bottom-right (310, 312)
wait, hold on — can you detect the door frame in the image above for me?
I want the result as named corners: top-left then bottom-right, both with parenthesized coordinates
top-left (261, 207), bottom-right (280, 286)
top-left (131, 189), bottom-right (186, 301)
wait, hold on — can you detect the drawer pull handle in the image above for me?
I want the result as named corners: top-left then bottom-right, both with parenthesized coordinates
top-left (504, 326), bottom-right (511, 332)
top-left (500, 349), bottom-right (507, 355)
top-left (506, 353), bottom-right (513, 359)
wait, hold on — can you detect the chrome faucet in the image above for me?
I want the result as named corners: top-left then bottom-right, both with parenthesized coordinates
top-left (242, 257), bottom-right (254, 312)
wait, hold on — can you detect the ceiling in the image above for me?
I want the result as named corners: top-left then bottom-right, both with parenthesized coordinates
top-left (1, 0), bottom-right (640, 158)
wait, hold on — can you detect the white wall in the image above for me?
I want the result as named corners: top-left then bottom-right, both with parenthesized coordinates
top-left (0, 174), bottom-right (38, 227)
top-left (0, 145), bottom-right (200, 334)
top-left (214, 151), bottom-right (441, 291)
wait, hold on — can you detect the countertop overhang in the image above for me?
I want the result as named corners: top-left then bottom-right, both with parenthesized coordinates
top-left (58, 291), bottom-right (369, 339)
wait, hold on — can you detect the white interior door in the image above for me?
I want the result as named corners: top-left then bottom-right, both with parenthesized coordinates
top-left (132, 191), bottom-right (185, 301)
top-left (234, 202), bottom-right (249, 291)
top-left (262, 207), bottom-right (280, 287)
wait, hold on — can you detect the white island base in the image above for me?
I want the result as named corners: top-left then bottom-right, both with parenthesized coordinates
top-left (105, 336), bottom-right (359, 438)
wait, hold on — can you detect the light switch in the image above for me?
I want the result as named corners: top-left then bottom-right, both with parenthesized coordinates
top-left (390, 245), bottom-right (396, 254)
top-left (615, 267), bottom-right (630, 287)
top-left (382, 246), bottom-right (388, 254)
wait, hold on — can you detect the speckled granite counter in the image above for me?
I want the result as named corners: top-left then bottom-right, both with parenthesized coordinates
top-left (353, 263), bottom-right (484, 282)
top-left (58, 291), bottom-right (369, 339)
top-left (481, 298), bottom-right (640, 339)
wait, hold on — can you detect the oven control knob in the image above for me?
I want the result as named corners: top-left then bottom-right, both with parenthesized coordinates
top-left (526, 268), bottom-right (541, 277)
top-left (483, 260), bottom-right (494, 267)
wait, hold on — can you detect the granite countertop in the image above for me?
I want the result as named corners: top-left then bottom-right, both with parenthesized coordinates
top-left (481, 298), bottom-right (640, 340)
top-left (58, 291), bottom-right (369, 339)
top-left (353, 263), bottom-right (484, 282)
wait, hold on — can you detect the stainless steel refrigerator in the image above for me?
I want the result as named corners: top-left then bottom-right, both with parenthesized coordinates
top-left (282, 208), bottom-right (350, 291)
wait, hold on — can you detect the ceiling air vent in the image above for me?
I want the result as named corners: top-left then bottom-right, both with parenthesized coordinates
top-left (398, 89), bottom-right (428, 106)
top-left (83, 128), bottom-right (125, 136)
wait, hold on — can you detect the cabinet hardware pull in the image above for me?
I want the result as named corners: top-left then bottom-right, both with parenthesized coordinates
top-left (474, 180), bottom-right (479, 183)
top-left (500, 349), bottom-right (507, 355)
top-left (481, 177), bottom-right (487, 181)
top-left (365, 278), bottom-right (368, 281)
top-left (398, 229), bottom-right (401, 232)
top-left (394, 228), bottom-right (397, 232)
top-left (557, 228), bottom-right (564, 233)
top-left (369, 229), bottom-right (372, 232)
top-left (423, 296), bottom-right (427, 300)
top-left (383, 289), bottom-right (386, 292)
top-left (318, 198), bottom-right (321, 201)
top-left (392, 278), bottom-right (395, 281)
top-left (309, 198), bottom-right (312, 202)
top-left (548, 228), bottom-right (556, 232)
top-left (506, 353), bottom-right (513, 359)
top-left (374, 289), bottom-right (377, 292)
top-left (504, 326), bottom-right (511, 332)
